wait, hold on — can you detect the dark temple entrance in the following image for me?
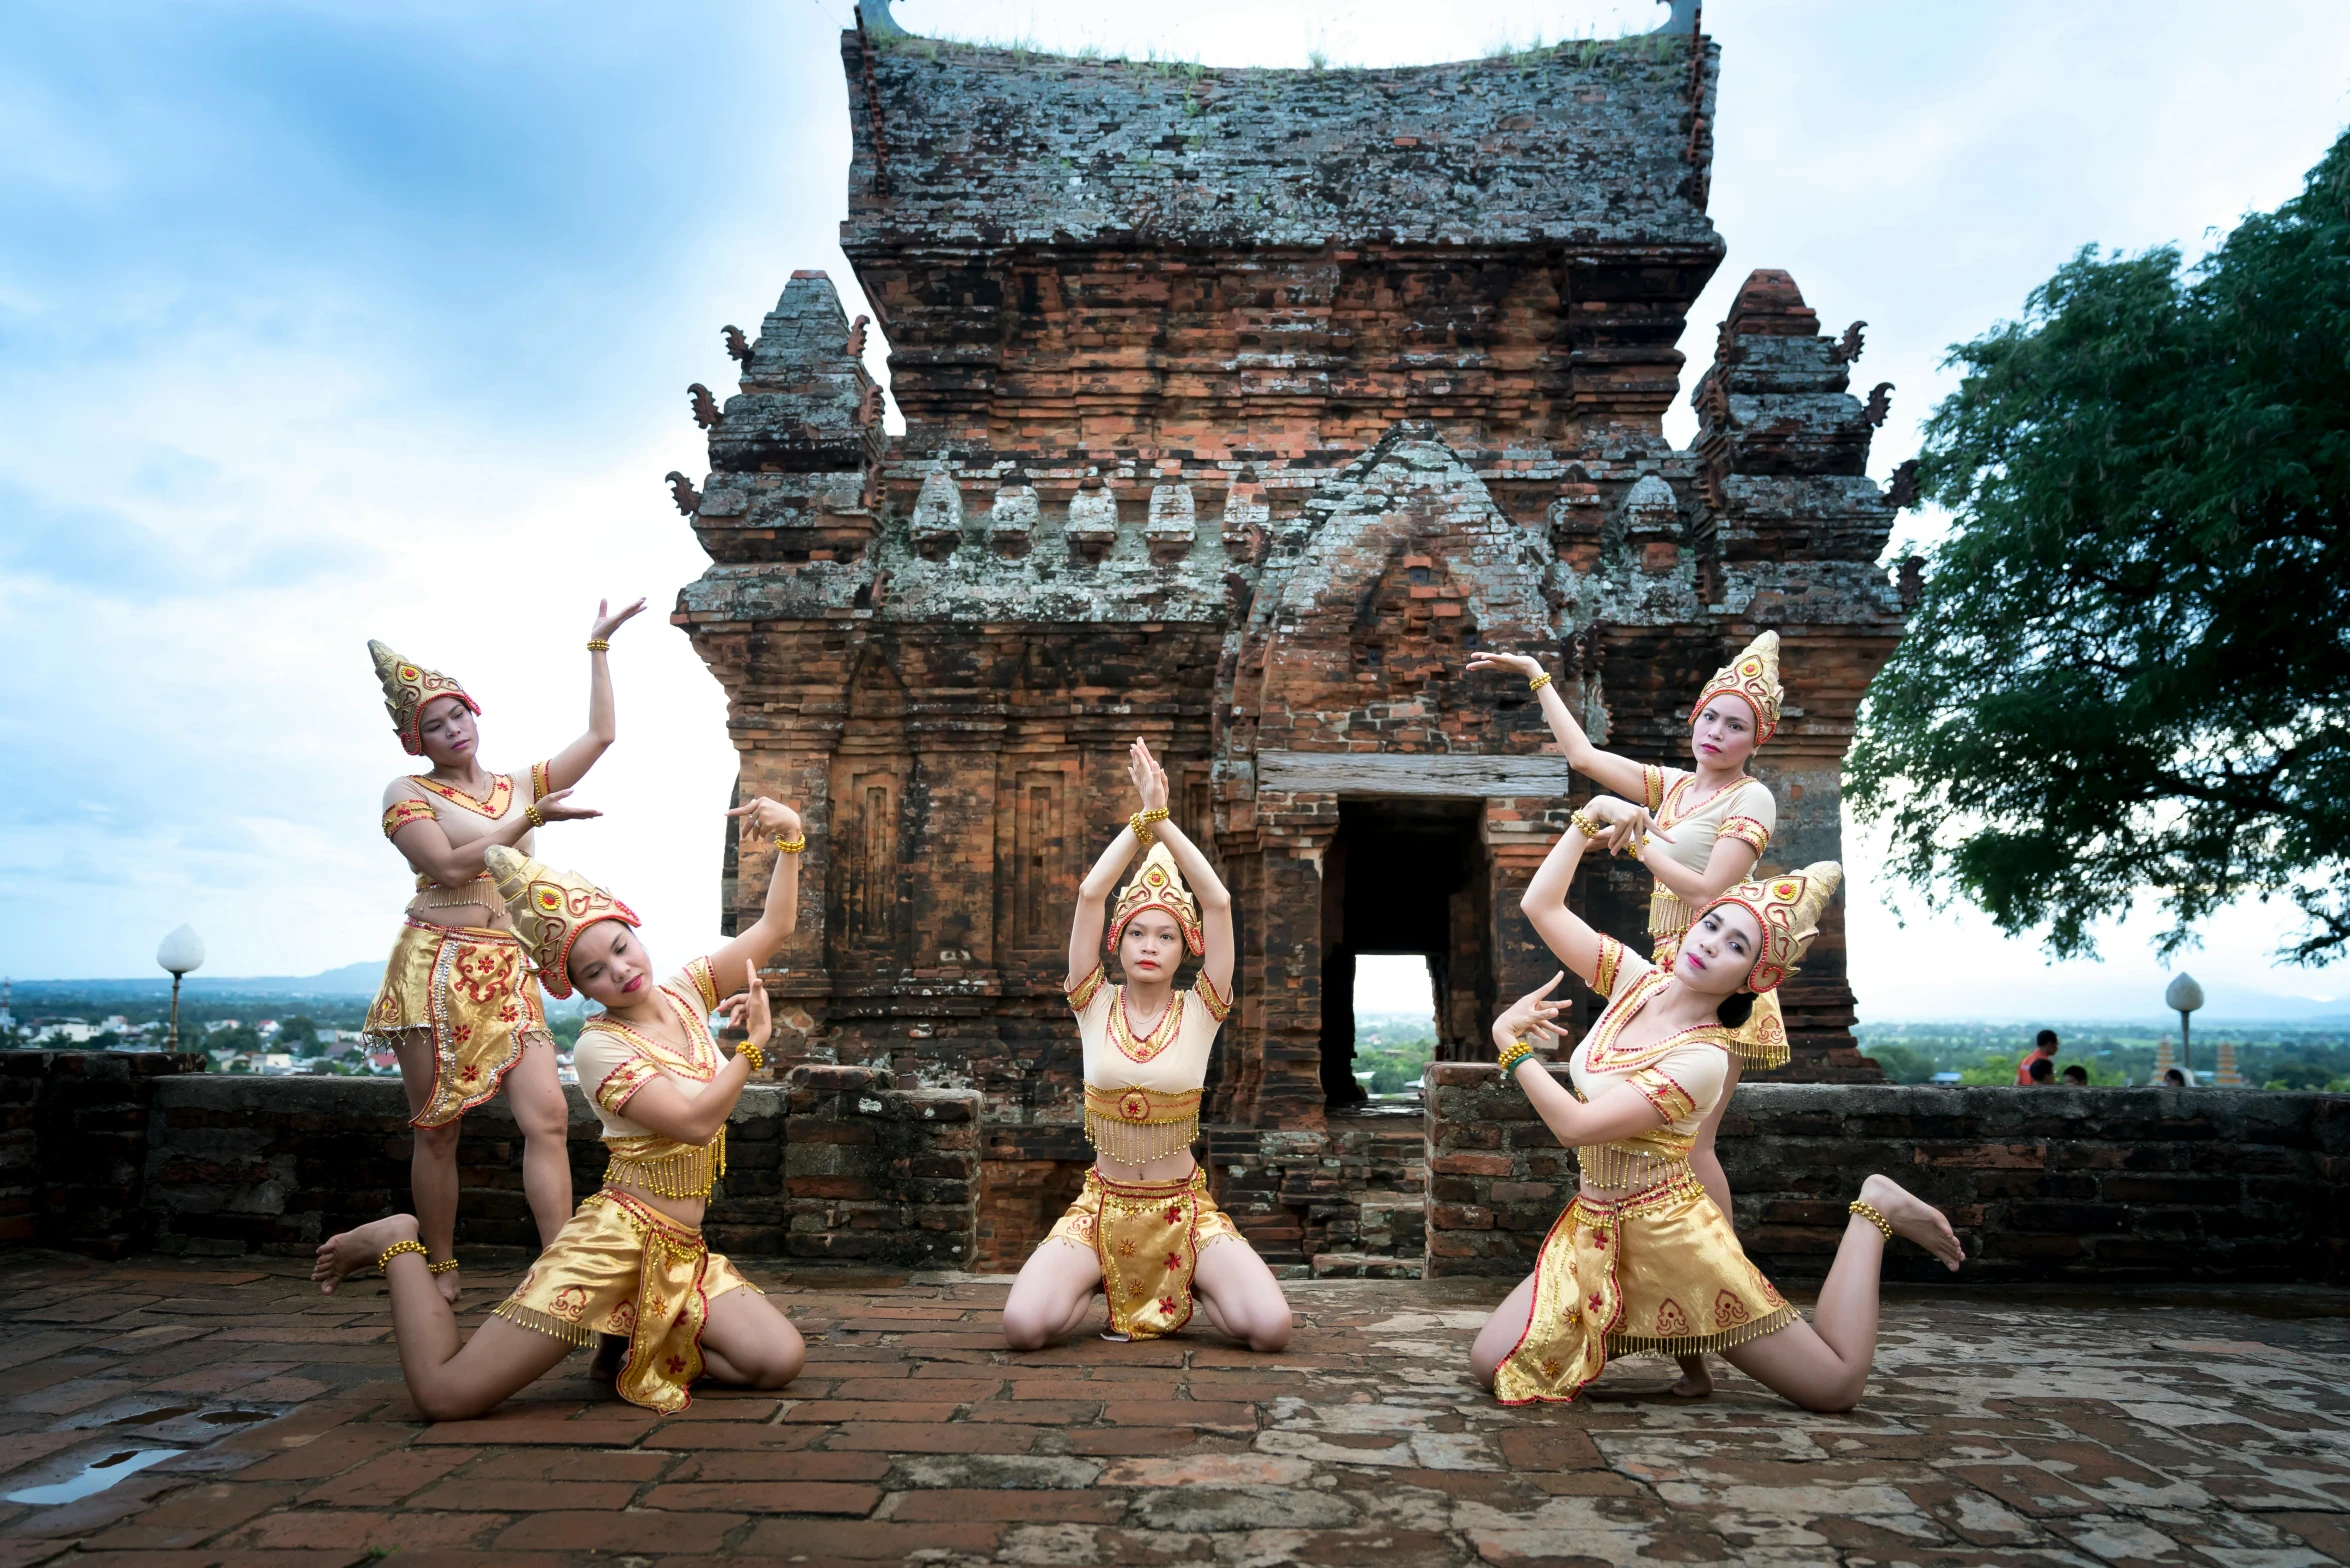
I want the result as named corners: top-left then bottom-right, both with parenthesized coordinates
top-left (1319, 798), bottom-right (1491, 1107)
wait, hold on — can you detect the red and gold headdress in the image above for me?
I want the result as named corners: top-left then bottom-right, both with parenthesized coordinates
top-left (1692, 861), bottom-right (1840, 996)
top-left (486, 846), bottom-right (640, 1000)
top-left (1689, 630), bottom-right (1782, 744)
top-left (1106, 842), bottom-right (1204, 958)
top-left (369, 639), bottom-right (481, 756)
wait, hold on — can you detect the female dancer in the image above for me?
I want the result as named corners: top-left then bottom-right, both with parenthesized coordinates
top-left (312, 796), bottom-right (807, 1420)
top-left (363, 600), bottom-right (642, 1302)
top-left (1001, 739), bottom-right (1293, 1353)
top-left (1468, 812), bottom-right (1962, 1413)
top-left (1472, 631), bottom-right (1782, 1395)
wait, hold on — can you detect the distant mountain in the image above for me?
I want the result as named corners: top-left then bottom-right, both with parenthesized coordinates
top-left (8, 961), bottom-right (385, 999)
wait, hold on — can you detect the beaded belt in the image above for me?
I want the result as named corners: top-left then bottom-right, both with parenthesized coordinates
top-left (1083, 1083), bottom-right (1202, 1167)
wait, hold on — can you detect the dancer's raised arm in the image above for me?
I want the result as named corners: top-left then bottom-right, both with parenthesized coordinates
top-left (1489, 976), bottom-right (1672, 1148)
top-left (1069, 812), bottom-right (1142, 991)
top-left (388, 784), bottom-right (600, 889)
top-left (1518, 805), bottom-right (1620, 987)
top-left (1469, 650), bottom-right (1649, 800)
top-left (703, 796), bottom-right (803, 999)
top-left (1126, 740), bottom-right (1234, 999)
top-left (541, 598), bottom-right (647, 793)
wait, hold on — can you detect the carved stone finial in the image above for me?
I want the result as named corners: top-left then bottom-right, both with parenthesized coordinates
top-left (1828, 321), bottom-right (1866, 365)
top-left (856, 384), bottom-right (884, 428)
top-left (846, 314), bottom-right (870, 359)
top-left (722, 326), bottom-right (752, 365)
top-left (1863, 382), bottom-right (1893, 429)
top-left (1886, 458), bottom-right (1921, 510)
top-left (688, 383), bottom-right (723, 430)
top-left (664, 470), bottom-right (703, 517)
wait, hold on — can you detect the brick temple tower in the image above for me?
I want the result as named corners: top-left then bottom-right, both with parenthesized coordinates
top-left (671, 17), bottom-right (1902, 1271)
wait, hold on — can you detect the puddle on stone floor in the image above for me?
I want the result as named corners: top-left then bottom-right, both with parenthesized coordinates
top-left (5, 1447), bottom-right (176, 1506)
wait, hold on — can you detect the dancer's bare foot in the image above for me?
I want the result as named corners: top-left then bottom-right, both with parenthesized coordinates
top-left (313, 1215), bottom-right (421, 1295)
top-left (1858, 1174), bottom-right (1964, 1271)
top-left (1670, 1354), bottom-right (1714, 1398)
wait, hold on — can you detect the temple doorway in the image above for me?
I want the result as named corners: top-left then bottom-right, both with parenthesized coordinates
top-left (1318, 799), bottom-right (1490, 1108)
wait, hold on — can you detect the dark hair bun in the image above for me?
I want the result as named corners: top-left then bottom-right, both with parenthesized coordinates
top-left (1716, 991), bottom-right (1757, 1029)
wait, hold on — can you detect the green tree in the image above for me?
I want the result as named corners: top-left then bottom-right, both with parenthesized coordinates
top-left (277, 1015), bottom-right (327, 1059)
top-left (1851, 130), bottom-right (2350, 962)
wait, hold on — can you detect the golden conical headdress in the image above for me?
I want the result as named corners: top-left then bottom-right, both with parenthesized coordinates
top-left (1107, 841), bottom-right (1204, 959)
top-left (1694, 861), bottom-right (1840, 995)
top-left (486, 846), bottom-right (640, 1000)
top-left (369, 639), bottom-right (481, 756)
top-left (1689, 630), bottom-right (1783, 744)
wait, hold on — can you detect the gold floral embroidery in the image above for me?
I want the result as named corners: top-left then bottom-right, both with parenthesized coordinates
top-left (596, 1056), bottom-right (661, 1115)
top-left (581, 984), bottom-right (718, 1082)
top-left (1579, 971), bottom-right (1731, 1075)
top-left (1066, 963), bottom-right (1107, 1013)
top-left (1717, 814), bottom-right (1771, 855)
top-left (1625, 1065), bottom-right (1697, 1124)
top-left (1592, 936), bottom-right (1624, 999)
top-left (530, 760), bottom-right (552, 804)
top-left (410, 772), bottom-right (514, 820)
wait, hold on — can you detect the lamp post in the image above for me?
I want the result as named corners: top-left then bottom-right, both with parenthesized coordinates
top-left (2164, 972), bottom-right (2204, 1083)
top-left (157, 926), bottom-right (205, 1052)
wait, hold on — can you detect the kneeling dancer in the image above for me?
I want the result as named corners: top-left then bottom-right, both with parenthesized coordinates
top-left (313, 797), bottom-right (809, 1419)
top-left (1002, 739), bottom-right (1292, 1352)
top-left (1471, 809), bottom-right (1963, 1412)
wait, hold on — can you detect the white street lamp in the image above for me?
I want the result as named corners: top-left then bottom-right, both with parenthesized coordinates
top-left (2164, 972), bottom-right (2204, 1083)
top-left (157, 925), bottom-right (205, 1052)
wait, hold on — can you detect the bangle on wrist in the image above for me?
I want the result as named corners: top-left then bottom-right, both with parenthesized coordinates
top-left (773, 835), bottom-right (806, 855)
top-left (525, 804), bottom-right (545, 829)
top-left (1527, 671), bottom-right (1553, 693)
top-left (1495, 1038), bottom-right (1536, 1074)
top-left (737, 1039), bottom-right (765, 1071)
top-left (1569, 808), bottom-right (1602, 840)
top-left (1130, 806), bottom-right (1170, 846)
top-left (586, 638), bottom-right (610, 652)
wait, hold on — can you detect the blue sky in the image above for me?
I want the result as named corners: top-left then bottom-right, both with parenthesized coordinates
top-left (3, 1), bottom-right (2348, 1023)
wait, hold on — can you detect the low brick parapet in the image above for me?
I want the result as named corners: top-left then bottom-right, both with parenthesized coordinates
top-left (1425, 1065), bottom-right (2350, 1284)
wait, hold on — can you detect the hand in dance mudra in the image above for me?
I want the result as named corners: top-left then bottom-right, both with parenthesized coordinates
top-left (726, 795), bottom-right (804, 849)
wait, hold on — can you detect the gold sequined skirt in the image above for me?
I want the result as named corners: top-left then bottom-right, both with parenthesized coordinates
top-left (1044, 1168), bottom-right (1241, 1340)
top-left (1493, 1171), bottom-right (1796, 1406)
top-left (495, 1188), bottom-right (757, 1415)
top-left (366, 919), bottom-right (551, 1127)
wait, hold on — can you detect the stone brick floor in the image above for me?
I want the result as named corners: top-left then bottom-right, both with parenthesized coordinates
top-left (2, 1251), bottom-right (2348, 1566)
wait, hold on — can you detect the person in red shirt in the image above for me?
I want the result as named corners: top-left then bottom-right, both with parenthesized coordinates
top-left (2015, 1029), bottom-right (2059, 1085)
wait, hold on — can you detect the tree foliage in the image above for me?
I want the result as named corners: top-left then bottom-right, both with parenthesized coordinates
top-left (1850, 130), bottom-right (2350, 963)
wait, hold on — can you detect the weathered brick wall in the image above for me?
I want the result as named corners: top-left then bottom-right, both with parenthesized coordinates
top-left (782, 1065), bottom-right (978, 1270)
top-left (1208, 1114), bottom-right (1429, 1277)
top-left (0, 1050), bottom-right (204, 1256)
top-left (1425, 1065), bottom-right (2350, 1284)
top-left (138, 1076), bottom-right (785, 1257)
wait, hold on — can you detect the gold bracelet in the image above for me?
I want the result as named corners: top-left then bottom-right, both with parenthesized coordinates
top-left (587, 639), bottom-right (610, 652)
top-left (1848, 1200), bottom-right (1894, 1241)
top-left (773, 835), bottom-right (806, 854)
top-left (1527, 672), bottom-right (1553, 693)
top-left (525, 804), bottom-right (545, 829)
top-left (378, 1239), bottom-right (429, 1273)
top-left (1569, 809), bottom-right (1603, 840)
top-left (1495, 1038), bottom-right (1535, 1074)
top-left (427, 1257), bottom-right (460, 1275)
top-left (736, 1039), bottom-right (765, 1071)
top-left (1130, 807), bottom-right (1169, 846)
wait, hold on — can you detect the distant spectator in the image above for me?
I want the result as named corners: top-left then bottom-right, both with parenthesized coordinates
top-left (2027, 1056), bottom-right (2054, 1084)
top-left (2060, 1064), bottom-right (2088, 1086)
top-left (2162, 1067), bottom-right (2188, 1087)
top-left (2015, 1028), bottom-right (2059, 1085)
